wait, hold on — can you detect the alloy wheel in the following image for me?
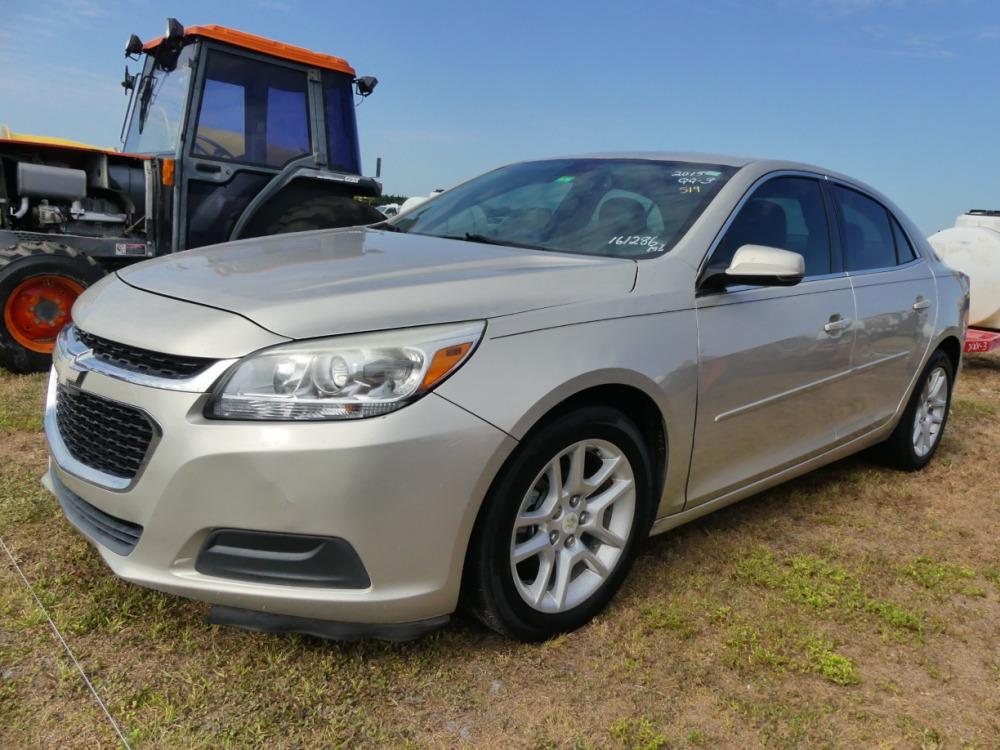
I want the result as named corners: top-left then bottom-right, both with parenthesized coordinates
top-left (912, 366), bottom-right (948, 457)
top-left (509, 439), bottom-right (636, 613)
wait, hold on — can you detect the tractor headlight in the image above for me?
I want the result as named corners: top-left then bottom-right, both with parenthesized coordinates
top-left (206, 322), bottom-right (484, 421)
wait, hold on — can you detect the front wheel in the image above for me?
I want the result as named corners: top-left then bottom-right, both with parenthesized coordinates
top-left (872, 349), bottom-right (954, 471)
top-left (463, 406), bottom-right (654, 641)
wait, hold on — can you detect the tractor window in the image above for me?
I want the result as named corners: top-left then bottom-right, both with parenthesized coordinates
top-left (194, 50), bottom-right (311, 168)
top-left (123, 45), bottom-right (195, 155)
top-left (323, 72), bottom-right (361, 174)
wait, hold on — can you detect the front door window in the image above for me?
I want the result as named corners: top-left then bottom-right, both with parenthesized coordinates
top-left (709, 176), bottom-right (833, 277)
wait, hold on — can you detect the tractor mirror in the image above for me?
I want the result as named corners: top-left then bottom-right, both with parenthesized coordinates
top-left (122, 66), bottom-right (137, 93)
top-left (125, 34), bottom-right (144, 58)
top-left (356, 76), bottom-right (378, 97)
top-left (165, 17), bottom-right (184, 40)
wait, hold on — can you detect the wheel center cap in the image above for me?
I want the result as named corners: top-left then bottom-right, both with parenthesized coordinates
top-left (34, 298), bottom-right (59, 322)
top-left (562, 512), bottom-right (579, 534)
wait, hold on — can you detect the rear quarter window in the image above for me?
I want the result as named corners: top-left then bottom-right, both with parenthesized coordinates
top-left (891, 218), bottom-right (918, 263)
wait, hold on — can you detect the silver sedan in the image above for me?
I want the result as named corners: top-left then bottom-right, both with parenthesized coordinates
top-left (44, 153), bottom-right (969, 641)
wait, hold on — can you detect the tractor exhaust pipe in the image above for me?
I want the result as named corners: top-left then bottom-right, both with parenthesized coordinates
top-left (11, 196), bottom-right (29, 220)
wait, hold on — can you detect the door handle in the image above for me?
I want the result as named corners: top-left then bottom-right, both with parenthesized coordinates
top-left (824, 315), bottom-right (852, 334)
top-left (195, 163), bottom-right (222, 174)
top-left (913, 297), bottom-right (932, 311)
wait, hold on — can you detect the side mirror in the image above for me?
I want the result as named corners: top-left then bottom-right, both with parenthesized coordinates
top-left (121, 65), bottom-right (136, 93)
top-left (165, 17), bottom-right (184, 40)
top-left (725, 245), bottom-right (805, 286)
top-left (702, 245), bottom-right (805, 290)
top-left (356, 76), bottom-right (378, 97)
top-left (125, 34), bottom-right (144, 58)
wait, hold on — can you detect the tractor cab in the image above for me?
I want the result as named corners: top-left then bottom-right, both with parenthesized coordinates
top-left (0, 19), bottom-right (384, 372)
top-left (119, 19), bottom-right (381, 251)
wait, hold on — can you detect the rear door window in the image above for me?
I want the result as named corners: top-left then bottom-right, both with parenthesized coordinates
top-left (832, 186), bottom-right (897, 272)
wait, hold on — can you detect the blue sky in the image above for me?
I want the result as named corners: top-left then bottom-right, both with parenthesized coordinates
top-left (2, 0), bottom-right (997, 234)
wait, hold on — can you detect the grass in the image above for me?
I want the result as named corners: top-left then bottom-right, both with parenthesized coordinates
top-left (0, 372), bottom-right (45, 433)
top-left (609, 717), bottom-right (671, 750)
top-left (951, 396), bottom-right (997, 420)
top-left (733, 547), bottom-right (928, 635)
top-left (1, 351), bottom-right (999, 748)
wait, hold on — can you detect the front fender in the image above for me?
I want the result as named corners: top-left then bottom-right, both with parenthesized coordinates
top-left (436, 311), bottom-right (699, 516)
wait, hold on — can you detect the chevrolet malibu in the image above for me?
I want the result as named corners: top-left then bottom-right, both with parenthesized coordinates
top-left (44, 154), bottom-right (968, 641)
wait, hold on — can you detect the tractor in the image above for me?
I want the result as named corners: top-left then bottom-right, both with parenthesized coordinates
top-left (0, 18), bottom-right (384, 372)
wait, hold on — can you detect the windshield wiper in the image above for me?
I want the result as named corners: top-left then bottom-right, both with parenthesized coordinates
top-left (460, 233), bottom-right (549, 252)
top-left (136, 74), bottom-right (154, 134)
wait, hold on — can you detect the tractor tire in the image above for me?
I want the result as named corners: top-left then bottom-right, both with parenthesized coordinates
top-left (0, 242), bottom-right (105, 373)
top-left (260, 195), bottom-right (385, 235)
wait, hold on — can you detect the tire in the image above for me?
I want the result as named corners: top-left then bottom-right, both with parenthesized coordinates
top-left (871, 349), bottom-right (954, 471)
top-left (0, 242), bottom-right (105, 373)
top-left (259, 195), bottom-right (385, 235)
top-left (463, 405), bottom-right (654, 641)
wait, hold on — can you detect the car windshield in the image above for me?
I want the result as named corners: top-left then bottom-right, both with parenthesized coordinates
top-left (122, 45), bottom-right (195, 155)
top-left (389, 158), bottom-right (735, 258)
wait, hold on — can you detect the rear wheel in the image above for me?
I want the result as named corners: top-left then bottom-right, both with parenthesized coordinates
top-left (259, 195), bottom-right (385, 235)
top-left (872, 349), bottom-right (954, 471)
top-left (463, 406), bottom-right (654, 641)
top-left (0, 242), bottom-right (104, 373)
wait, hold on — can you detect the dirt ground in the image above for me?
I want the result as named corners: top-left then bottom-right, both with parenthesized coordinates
top-left (1, 353), bottom-right (998, 749)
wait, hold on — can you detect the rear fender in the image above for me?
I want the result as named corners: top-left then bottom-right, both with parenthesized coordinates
top-left (230, 167), bottom-right (381, 241)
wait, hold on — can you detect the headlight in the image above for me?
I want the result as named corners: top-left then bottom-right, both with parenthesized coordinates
top-left (206, 321), bottom-right (484, 421)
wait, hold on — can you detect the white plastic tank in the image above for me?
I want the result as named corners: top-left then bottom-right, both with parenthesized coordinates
top-left (398, 189), bottom-right (445, 216)
top-left (928, 210), bottom-right (1000, 329)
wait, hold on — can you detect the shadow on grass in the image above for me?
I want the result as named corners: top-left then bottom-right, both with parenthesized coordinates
top-left (962, 353), bottom-right (1000, 373)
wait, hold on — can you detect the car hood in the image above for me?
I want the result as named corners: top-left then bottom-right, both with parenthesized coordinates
top-left (118, 228), bottom-right (637, 339)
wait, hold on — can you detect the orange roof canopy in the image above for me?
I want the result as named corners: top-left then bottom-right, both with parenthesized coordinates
top-left (143, 25), bottom-right (356, 76)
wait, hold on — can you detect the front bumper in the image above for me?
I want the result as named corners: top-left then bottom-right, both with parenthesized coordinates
top-left (43, 362), bottom-right (516, 628)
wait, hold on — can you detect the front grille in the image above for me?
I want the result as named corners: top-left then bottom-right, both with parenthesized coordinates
top-left (77, 328), bottom-right (214, 379)
top-left (55, 385), bottom-right (155, 480)
top-left (53, 473), bottom-right (143, 556)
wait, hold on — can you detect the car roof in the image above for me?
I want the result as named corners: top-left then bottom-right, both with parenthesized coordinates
top-left (531, 151), bottom-right (893, 209)
top-left (552, 151), bottom-right (855, 174)
top-left (556, 151), bottom-right (758, 167)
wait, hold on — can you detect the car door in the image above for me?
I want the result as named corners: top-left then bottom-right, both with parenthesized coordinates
top-left (830, 184), bottom-right (935, 438)
top-left (686, 175), bottom-right (857, 507)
